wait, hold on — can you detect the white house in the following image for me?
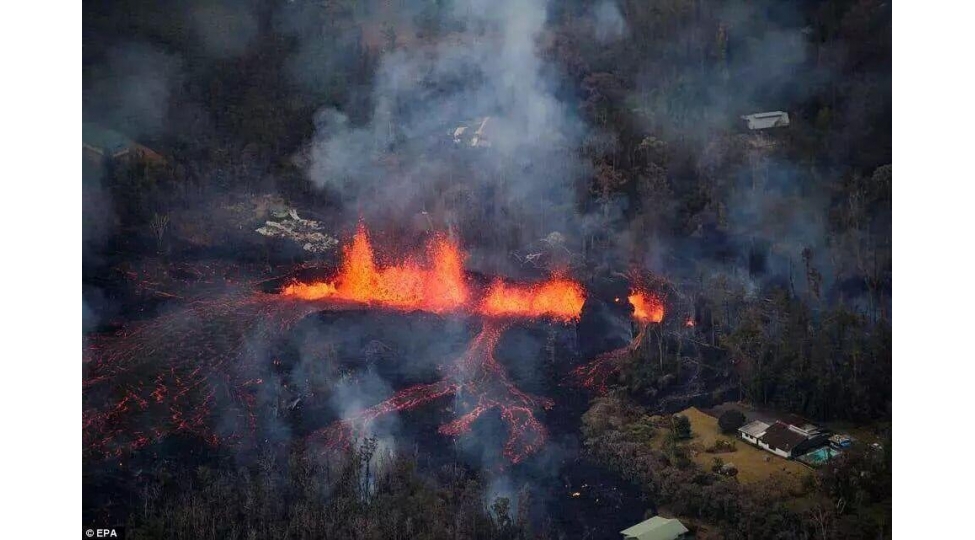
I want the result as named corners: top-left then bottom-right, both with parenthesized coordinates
top-left (739, 417), bottom-right (828, 459)
top-left (741, 111), bottom-right (790, 130)
top-left (755, 421), bottom-right (822, 459)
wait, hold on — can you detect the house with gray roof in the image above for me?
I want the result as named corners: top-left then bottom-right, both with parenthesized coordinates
top-left (741, 111), bottom-right (790, 130)
top-left (620, 516), bottom-right (689, 540)
top-left (738, 416), bottom-right (829, 459)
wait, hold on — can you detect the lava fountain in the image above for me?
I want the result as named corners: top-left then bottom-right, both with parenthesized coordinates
top-left (282, 224), bottom-right (469, 313)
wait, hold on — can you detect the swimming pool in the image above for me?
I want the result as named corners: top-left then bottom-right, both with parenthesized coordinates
top-left (798, 446), bottom-right (842, 466)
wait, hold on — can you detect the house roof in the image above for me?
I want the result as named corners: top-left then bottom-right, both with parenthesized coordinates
top-left (83, 122), bottom-right (164, 161)
top-left (741, 111), bottom-right (790, 130)
top-left (452, 117), bottom-right (493, 147)
top-left (621, 516), bottom-right (689, 540)
top-left (759, 422), bottom-right (808, 452)
top-left (738, 420), bottom-right (770, 438)
top-left (780, 413), bottom-right (815, 428)
top-left (778, 413), bottom-right (823, 436)
top-left (83, 123), bottom-right (136, 156)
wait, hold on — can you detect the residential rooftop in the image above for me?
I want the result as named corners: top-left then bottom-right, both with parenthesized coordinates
top-left (620, 516), bottom-right (689, 540)
top-left (758, 421), bottom-right (808, 453)
top-left (738, 420), bottom-right (770, 438)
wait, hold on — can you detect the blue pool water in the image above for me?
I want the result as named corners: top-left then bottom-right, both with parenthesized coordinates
top-left (799, 446), bottom-right (842, 466)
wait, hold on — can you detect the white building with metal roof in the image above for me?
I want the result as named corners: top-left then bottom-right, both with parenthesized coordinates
top-left (741, 111), bottom-right (790, 130)
top-left (621, 516), bottom-right (689, 540)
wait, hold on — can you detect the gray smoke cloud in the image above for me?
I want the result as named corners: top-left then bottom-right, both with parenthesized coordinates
top-left (186, 0), bottom-right (259, 59)
top-left (303, 0), bottom-right (590, 275)
top-left (630, 1), bottom-right (814, 143)
top-left (83, 41), bottom-right (183, 334)
top-left (84, 42), bottom-right (183, 139)
top-left (612, 0), bottom-right (859, 303)
top-left (591, 1), bottom-right (627, 43)
top-left (330, 367), bottom-right (401, 456)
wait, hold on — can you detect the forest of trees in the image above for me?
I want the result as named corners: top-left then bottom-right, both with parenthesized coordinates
top-left (125, 439), bottom-right (535, 540)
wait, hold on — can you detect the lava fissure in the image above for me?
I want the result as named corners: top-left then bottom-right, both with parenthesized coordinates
top-left (85, 226), bottom-right (660, 464)
top-left (282, 225), bottom-right (585, 322)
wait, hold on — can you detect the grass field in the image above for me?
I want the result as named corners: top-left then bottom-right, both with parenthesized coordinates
top-left (675, 407), bottom-right (812, 488)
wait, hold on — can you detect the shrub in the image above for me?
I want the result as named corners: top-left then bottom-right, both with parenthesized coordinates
top-left (718, 410), bottom-right (746, 433)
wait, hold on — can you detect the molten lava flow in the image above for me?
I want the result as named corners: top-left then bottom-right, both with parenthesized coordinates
top-left (478, 278), bottom-right (585, 322)
top-left (87, 227), bottom-right (592, 465)
top-left (629, 290), bottom-right (664, 323)
top-left (314, 321), bottom-right (554, 464)
top-left (281, 281), bottom-right (336, 299)
top-left (569, 289), bottom-right (666, 393)
top-left (83, 293), bottom-right (324, 458)
top-left (569, 324), bottom-right (649, 393)
top-left (282, 225), bottom-right (469, 313)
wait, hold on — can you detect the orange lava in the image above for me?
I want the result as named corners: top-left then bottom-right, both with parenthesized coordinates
top-left (478, 278), bottom-right (585, 322)
top-left (282, 224), bottom-right (468, 313)
top-left (629, 290), bottom-right (664, 323)
top-left (283, 225), bottom-right (585, 321)
top-left (281, 281), bottom-right (336, 299)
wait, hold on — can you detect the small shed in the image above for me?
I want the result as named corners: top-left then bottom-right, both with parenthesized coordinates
top-left (620, 516), bottom-right (689, 540)
top-left (741, 111), bottom-right (790, 130)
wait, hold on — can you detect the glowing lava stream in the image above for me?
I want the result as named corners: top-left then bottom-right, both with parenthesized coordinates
top-left (279, 226), bottom-right (588, 463)
top-left (83, 223), bottom-right (664, 465)
top-left (312, 320), bottom-right (553, 464)
top-left (568, 289), bottom-right (665, 393)
top-left (83, 293), bottom-right (328, 458)
top-left (85, 225), bottom-right (587, 464)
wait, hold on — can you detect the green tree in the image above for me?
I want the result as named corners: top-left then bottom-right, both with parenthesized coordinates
top-left (671, 414), bottom-right (692, 440)
top-left (718, 410), bottom-right (746, 433)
